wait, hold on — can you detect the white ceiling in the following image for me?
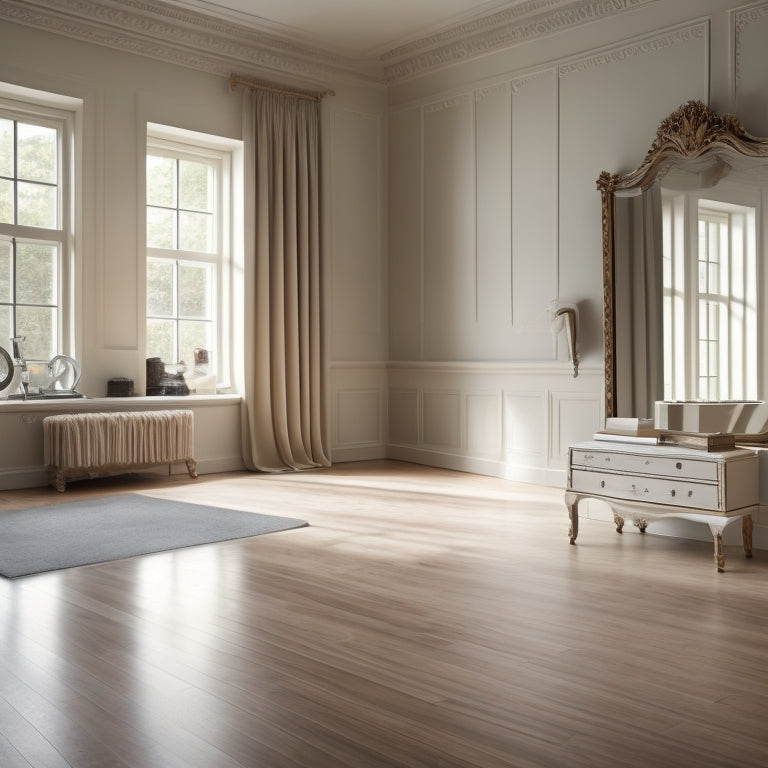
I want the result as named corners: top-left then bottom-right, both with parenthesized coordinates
top-left (161, 0), bottom-right (526, 60)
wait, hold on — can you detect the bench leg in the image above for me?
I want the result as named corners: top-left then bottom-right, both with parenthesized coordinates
top-left (52, 469), bottom-right (66, 492)
top-left (186, 458), bottom-right (198, 479)
top-left (743, 514), bottom-right (753, 558)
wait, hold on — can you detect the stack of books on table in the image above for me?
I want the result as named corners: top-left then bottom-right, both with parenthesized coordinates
top-left (594, 418), bottom-right (736, 451)
top-left (593, 418), bottom-right (659, 444)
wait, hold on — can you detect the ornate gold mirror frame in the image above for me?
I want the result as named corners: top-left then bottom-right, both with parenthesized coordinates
top-left (597, 100), bottom-right (768, 418)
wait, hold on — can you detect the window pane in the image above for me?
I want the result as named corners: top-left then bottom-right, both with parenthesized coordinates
top-left (17, 181), bottom-right (57, 228)
top-left (147, 155), bottom-right (176, 207)
top-left (0, 305), bottom-right (11, 352)
top-left (17, 123), bottom-right (57, 183)
top-left (0, 118), bottom-right (12, 178)
top-left (0, 178), bottom-right (14, 224)
top-left (179, 319), bottom-right (212, 369)
top-left (15, 243), bottom-right (57, 304)
top-left (0, 238), bottom-right (10, 303)
top-left (147, 318), bottom-right (175, 362)
top-left (16, 305), bottom-right (56, 360)
top-left (147, 206), bottom-right (176, 249)
top-left (179, 160), bottom-right (212, 212)
top-left (179, 210), bottom-right (213, 252)
top-left (147, 260), bottom-right (175, 316)
top-left (178, 262), bottom-right (211, 318)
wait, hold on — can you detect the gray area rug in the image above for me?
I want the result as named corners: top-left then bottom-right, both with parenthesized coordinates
top-left (0, 494), bottom-right (308, 578)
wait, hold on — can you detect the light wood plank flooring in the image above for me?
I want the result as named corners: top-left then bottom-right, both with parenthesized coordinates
top-left (1, 459), bottom-right (768, 767)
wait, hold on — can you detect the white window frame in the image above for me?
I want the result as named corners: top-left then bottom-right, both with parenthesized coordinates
top-left (662, 183), bottom-right (760, 402)
top-left (146, 125), bottom-right (238, 392)
top-left (0, 88), bottom-right (77, 359)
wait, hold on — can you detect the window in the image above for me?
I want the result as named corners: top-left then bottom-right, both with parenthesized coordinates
top-left (146, 127), bottom-right (236, 390)
top-left (0, 95), bottom-right (74, 361)
top-left (662, 189), bottom-right (758, 401)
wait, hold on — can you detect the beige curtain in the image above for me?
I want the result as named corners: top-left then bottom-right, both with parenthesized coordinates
top-left (613, 184), bottom-right (664, 419)
top-left (241, 88), bottom-right (330, 471)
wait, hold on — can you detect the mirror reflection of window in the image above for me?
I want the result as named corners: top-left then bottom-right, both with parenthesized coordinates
top-left (662, 185), bottom-right (758, 402)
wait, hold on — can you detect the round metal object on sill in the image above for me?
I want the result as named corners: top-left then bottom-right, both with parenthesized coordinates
top-left (0, 346), bottom-right (12, 391)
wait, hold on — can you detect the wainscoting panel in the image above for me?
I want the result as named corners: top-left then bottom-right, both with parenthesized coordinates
top-left (503, 391), bottom-right (546, 464)
top-left (387, 362), bottom-right (603, 485)
top-left (422, 389), bottom-right (462, 449)
top-left (336, 389), bottom-right (383, 447)
top-left (549, 390), bottom-right (603, 465)
top-left (466, 391), bottom-right (502, 457)
top-left (388, 388), bottom-right (420, 447)
top-left (329, 363), bottom-right (388, 462)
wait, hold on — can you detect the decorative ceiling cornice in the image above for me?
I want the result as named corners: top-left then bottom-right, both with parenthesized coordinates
top-left (0, 0), bottom-right (661, 88)
top-left (383, 0), bottom-right (660, 83)
top-left (0, 0), bottom-right (383, 86)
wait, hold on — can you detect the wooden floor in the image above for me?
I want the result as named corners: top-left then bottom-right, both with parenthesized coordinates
top-left (1, 460), bottom-right (768, 767)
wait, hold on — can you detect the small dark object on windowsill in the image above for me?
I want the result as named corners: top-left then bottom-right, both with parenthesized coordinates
top-left (107, 377), bottom-right (134, 397)
top-left (146, 357), bottom-right (190, 396)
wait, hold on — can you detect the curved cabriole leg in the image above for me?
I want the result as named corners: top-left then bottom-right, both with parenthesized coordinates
top-left (569, 511), bottom-right (579, 544)
top-left (186, 458), bottom-right (198, 479)
top-left (713, 532), bottom-right (725, 572)
top-left (614, 514), bottom-right (624, 534)
top-left (565, 493), bottom-right (579, 544)
top-left (743, 515), bottom-right (753, 559)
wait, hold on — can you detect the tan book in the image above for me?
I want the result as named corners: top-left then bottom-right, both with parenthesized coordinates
top-left (657, 431), bottom-right (736, 451)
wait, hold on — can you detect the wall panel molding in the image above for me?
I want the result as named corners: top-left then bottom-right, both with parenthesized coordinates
top-left (335, 389), bottom-right (384, 446)
top-left (558, 22), bottom-right (707, 78)
top-left (383, 0), bottom-right (658, 83)
top-left (386, 362), bottom-right (603, 486)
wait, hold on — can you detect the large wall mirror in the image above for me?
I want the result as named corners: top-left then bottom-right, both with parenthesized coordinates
top-left (598, 101), bottom-right (768, 420)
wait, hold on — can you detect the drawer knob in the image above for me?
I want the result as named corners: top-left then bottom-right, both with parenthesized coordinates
top-left (600, 480), bottom-right (605, 488)
top-left (670, 489), bottom-right (676, 497)
top-left (688, 490), bottom-right (693, 497)
top-left (676, 462), bottom-right (683, 470)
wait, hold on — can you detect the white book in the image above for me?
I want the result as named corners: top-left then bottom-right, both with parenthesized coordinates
top-left (593, 431), bottom-right (659, 445)
top-left (605, 417), bottom-right (655, 432)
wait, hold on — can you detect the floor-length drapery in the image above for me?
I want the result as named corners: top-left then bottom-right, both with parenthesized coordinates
top-left (241, 88), bottom-right (330, 471)
top-left (614, 184), bottom-right (663, 419)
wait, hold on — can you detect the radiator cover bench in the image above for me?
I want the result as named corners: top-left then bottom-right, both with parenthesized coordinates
top-left (44, 410), bottom-right (197, 491)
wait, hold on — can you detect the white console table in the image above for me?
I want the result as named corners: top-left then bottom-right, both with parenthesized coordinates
top-left (565, 440), bottom-right (759, 572)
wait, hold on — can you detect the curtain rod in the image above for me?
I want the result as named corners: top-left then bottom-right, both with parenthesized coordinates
top-left (229, 74), bottom-right (334, 102)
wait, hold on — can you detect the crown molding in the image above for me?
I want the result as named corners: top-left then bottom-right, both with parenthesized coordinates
top-left (0, 0), bottom-right (385, 86)
top-left (0, 0), bottom-right (660, 89)
top-left (383, 0), bottom-right (659, 83)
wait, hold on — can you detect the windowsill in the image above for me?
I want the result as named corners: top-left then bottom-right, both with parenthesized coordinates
top-left (0, 393), bottom-right (242, 413)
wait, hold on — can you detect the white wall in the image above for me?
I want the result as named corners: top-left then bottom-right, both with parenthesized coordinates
top-left (0, 20), bottom-right (389, 486)
top-left (3, 2), bottom-right (768, 508)
top-left (385, 0), bottom-right (768, 495)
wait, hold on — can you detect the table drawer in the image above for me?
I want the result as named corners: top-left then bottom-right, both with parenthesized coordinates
top-left (569, 469), bottom-right (721, 510)
top-left (570, 448), bottom-right (719, 482)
